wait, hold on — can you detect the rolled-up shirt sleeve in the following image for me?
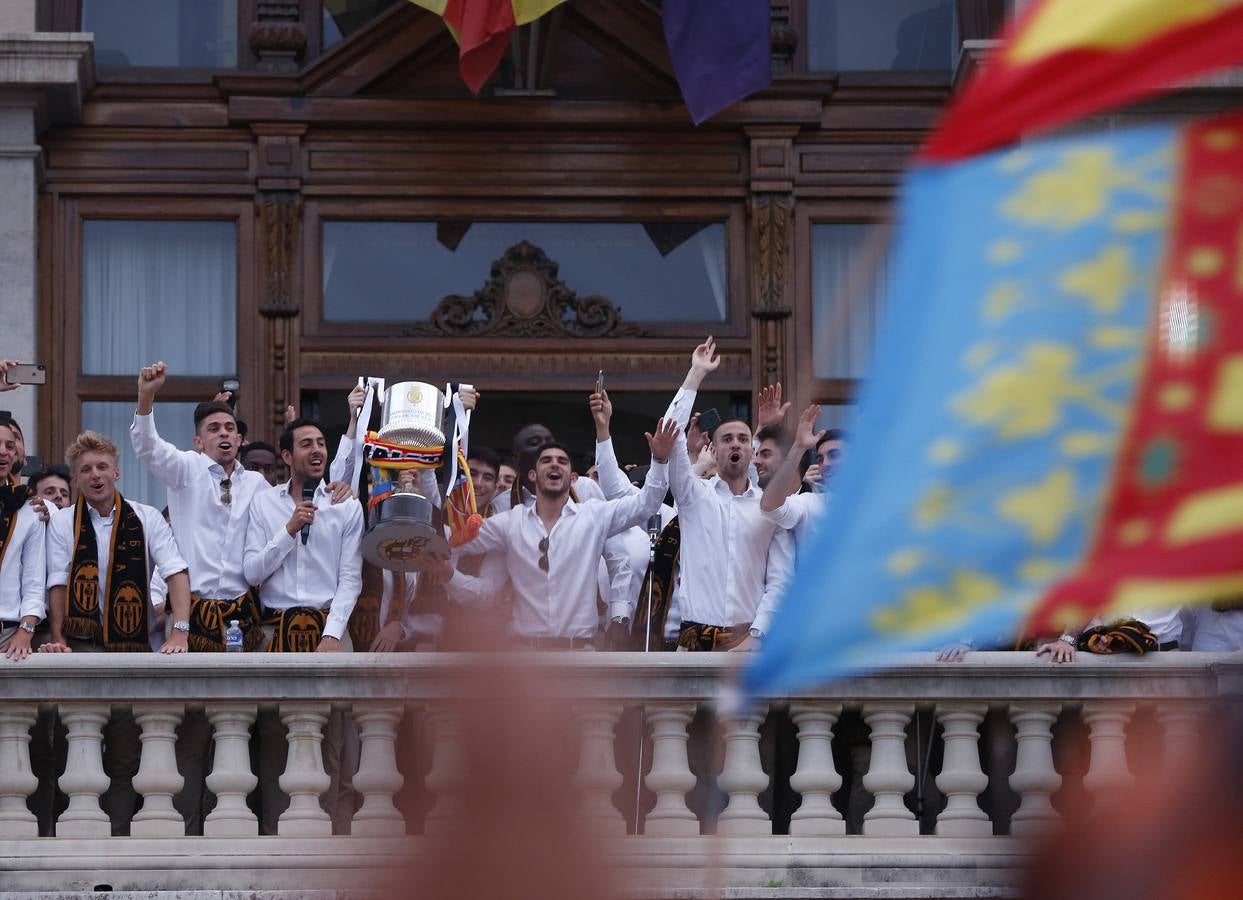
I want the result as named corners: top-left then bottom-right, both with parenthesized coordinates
top-left (45, 507), bottom-right (73, 589)
top-left (144, 510), bottom-right (188, 580)
top-left (594, 438), bottom-right (637, 501)
top-left (325, 502), bottom-right (364, 641)
top-left (751, 527), bottom-right (794, 637)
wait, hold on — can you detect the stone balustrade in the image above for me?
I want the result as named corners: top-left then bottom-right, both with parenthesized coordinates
top-left (0, 651), bottom-right (1238, 895)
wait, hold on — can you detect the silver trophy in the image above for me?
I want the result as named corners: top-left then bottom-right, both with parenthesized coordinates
top-left (361, 381), bottom-right (451, 571)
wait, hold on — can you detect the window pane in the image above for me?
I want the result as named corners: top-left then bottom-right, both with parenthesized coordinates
top-left (83, 220), bottom-right (237, 376)
top-left (812, 224), bottom-right (892, 379)
top-left (84, 0), bottom-right (237, 68)
top-left (81, 401), bottom-right (199, 510)
top-left (323, 0), bottom-right (402, 49)
top-left (322, 221), bottom-right (728, 323)
top-left (807, 0), bottom-right (955, 71)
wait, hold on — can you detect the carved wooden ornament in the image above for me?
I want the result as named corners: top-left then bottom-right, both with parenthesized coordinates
top-left (404, 241), bottom-right (647, 338)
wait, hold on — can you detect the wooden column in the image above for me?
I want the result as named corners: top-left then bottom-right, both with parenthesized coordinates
top-left (252, 124), bottom-right (305, 434)
top-left (747, 127), bottom-right (798, 400)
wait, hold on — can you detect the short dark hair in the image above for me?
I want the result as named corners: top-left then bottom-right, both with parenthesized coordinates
top-left (279, 418), bottom-right (326, 454)
top-left (236, 418), bottom-right (249, 439)
top-left (241, 440), bottom-right (277, 460)
top-left (816, 429), bottom-right (846, 450)
top-left (27, 464), bottom-right (70, 494)
top-left (755, 424), bottom-right (790, 452)
top-left (715, 417), bottom-right (751, 437)
top-left (532, 440), bottom-right (572, 464)
top-left (193, 401), bottom-right (236, 431)
top-left (467, 445), bottom-right (501, 474)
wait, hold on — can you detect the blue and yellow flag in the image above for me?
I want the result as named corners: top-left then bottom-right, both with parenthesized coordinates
top-left (747, 113), bottom-right (1243, 694)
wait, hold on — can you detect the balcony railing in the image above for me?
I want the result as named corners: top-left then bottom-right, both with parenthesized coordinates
top-left (1, 651), bottom-right (1239, 895)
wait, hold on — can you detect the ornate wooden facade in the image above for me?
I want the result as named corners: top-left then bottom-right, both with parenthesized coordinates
top-left (33, 0), bottom-right (1002, 455)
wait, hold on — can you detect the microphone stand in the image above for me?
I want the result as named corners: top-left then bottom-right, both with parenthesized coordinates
top-left (632, 515), bottom-right (661, 835)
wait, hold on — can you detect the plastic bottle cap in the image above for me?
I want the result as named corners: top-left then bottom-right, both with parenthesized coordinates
top-left (230, 620), bottom-right (240, 627)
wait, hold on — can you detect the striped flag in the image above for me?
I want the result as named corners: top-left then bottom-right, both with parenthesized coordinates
top-left (408, 0), bottom-right (567, 93)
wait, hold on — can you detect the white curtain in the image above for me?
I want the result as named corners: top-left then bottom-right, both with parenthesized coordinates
top-left (812, 224), bottom-right (891, 379)
top-left (695, 227), bottom-right (729, 321)
top-left (82, 220), bottom-right (236, 376)
top-left (81, 401), bottom-right (198, 510)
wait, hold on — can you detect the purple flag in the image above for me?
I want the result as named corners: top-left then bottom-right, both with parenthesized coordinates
top-left (663, 0), bottom-right (772, 125)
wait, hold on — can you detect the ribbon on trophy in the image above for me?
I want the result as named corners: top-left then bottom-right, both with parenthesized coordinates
top-left (443, 387), bottom-right (482, 548)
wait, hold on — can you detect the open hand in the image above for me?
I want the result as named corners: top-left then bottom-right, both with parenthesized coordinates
top-left (690, 336), bottom-right (720, 376)
top-left (794, 404), bottom-right (826, 451)
top-left (644, 417), bottom-right (681, 463)
top-left (756, 383), bottom-right (791, 429)
top-left (1036, 638), bottom-right (1077, 663)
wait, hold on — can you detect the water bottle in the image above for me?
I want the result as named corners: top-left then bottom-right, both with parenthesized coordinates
top-left (225, 620), bottom-right (244, 653)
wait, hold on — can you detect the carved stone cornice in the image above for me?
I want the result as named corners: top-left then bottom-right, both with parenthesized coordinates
top-left (403, 241), bottom-right (650, 339)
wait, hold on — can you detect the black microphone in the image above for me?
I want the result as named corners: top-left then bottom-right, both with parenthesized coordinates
top-left (646, 513), bottom-right (662, 545)
top-left (301, 481), bottom-right (315, 545)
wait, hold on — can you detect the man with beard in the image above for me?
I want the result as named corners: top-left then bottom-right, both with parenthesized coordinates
top-left (447, 420), bottom-right (677, 649)
top-left (752, 424), bottom-right (791, 491)
top-left (243, 417), bottom-right (363, 833)
top-left (760, 404), bottom-right (831, 549)
top-left (663, 338), bottom-right (793, 652)
top-left (40, 431), bottom-right (192, 833)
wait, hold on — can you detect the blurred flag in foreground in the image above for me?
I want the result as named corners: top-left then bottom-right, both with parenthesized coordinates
top-left (408, 0), bottom-right (566, 94)
top-left (747, 111), bottom-right (1243, 695)
top-left (925, 0), bottom-right (1243, 161)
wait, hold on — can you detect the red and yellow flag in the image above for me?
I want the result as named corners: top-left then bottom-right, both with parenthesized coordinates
top-left (924, 0), bottom-right (1243, 162)
top-left (408, 0), bottom-right (567, 94)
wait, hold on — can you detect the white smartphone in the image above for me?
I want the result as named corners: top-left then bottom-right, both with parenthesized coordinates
top-left (3, 363), bottom-right (46, 385)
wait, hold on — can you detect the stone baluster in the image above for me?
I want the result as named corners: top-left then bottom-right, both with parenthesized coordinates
top-left (1157, 701), bottom-right (1203, 767)
top-left (130, 704), bottom-right (186, 837)
top-left (717, 709), bottom-right (771, 835)
top-left (277, 703), bottom-right (332, 836)
top-left (571, 703), bottom-right (625, 835)
top-left (351, 704), bottom-right (406, 837)
top-left (424, 706), bottom-right (467, 835)
top-left (788, 702), bottom-right (844, 835)
top-left (862, 703), bottom-right (917, 836)
top-left (1082, 702), bottom-right (1135, 805)
top-left (0, 705), bottom-right (39, 837)
top-left (934, 703), bottom-right (990, 836)
top-left (57, 703), bottom-right (112, 837)
top-left (1008, 703), bottom-right (1062, 836)
top-left (643, 703), bottom-right (699, 836)
top-left (204, 704), bottom-right (259, 836)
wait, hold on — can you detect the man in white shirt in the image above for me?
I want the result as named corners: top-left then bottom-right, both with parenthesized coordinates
top-left (662, 338), bottom-right (795, 652)
top-left (443, 422), bottom-right (678, 648)
top-left (130, 362), bottom-right (275, 832)
top-left (759, 403), bottom-right (829, 549)
top-left (39, 430), bottom-right (192, 834)
top-left (0, 418), bottom-right (44, 661)
top-left (244, 417), bottom-right (363, 834)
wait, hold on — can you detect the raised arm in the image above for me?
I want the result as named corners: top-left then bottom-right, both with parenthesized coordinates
top-left (604, 418), bottom-right (678, 535)
top-left (131, 361), bottom-right (196, 490)
top-left (761, 403), bottom-right (824, 514)
top-left (590, 389), bottom-right (639, 501)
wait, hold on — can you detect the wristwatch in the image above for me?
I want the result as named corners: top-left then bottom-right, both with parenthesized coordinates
top-left (611, 616), bottom-right (630, 626)
top-left (1058, 633), bottom-right (1076, 646)
top-left (749, 627), bottom-right (764, 640)
top-left (172, 620), bottom-right (191, 634)
top-left (19, 621), bottom-right (35, 634)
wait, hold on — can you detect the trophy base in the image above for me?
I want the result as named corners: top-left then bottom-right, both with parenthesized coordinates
top-left (362, 492), bottom-right (449, 571)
